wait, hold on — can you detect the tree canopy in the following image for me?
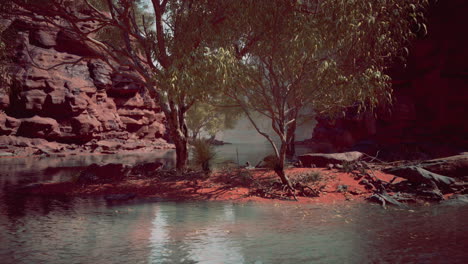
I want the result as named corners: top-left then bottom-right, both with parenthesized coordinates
top-left (186, 102), bottom-right (241, 140)
top-left (218, 0), bottom-right (429, 190)
top-left (3, 0), bottom-right (430, 183)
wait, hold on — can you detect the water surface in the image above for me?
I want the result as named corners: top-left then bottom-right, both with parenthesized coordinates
top-left (0, 145), bottom-right (467, 264)
top-left (0, 198), bottom-right (467, 264)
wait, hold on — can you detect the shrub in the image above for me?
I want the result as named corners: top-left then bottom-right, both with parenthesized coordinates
top-left (191, 139), bottom-right (217, 172)
top-left (294, 171), bottom-right (322, 184)
top-left (341, 161), bottom-right (356, 173)
top-left (262, 154), bottom-right (280, 170)
top-left (215, 168), bottom-right (256, 187)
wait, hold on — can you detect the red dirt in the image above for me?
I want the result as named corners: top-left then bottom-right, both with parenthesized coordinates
top-left (23, 167), bottom-right (400, 204)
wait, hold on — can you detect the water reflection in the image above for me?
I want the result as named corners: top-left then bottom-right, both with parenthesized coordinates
top-left (146, 202), bottom-right (468, 263)
top-left (213, 143), bottom-right (313, 166)
top-left (0, 198), bottom-right (467, 264)
top-left (149, 203), bottom-right (244, 263)
top-left (0, 143), bottom-right (311, 188)
top-left (0, 150), bottom-right (176, 186)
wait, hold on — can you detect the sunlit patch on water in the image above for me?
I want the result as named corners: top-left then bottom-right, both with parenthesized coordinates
top-left (1, 197), bottom-right (467, 264)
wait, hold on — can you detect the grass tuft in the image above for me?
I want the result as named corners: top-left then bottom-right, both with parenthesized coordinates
top-left (191, 139), bottom-right (217, 172)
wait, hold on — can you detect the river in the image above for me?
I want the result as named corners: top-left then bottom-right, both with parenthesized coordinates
top-left (0, 145), bottom-right (467, 264)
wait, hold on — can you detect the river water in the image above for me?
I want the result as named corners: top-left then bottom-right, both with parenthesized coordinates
top-left (1, 145), bottom-right (467, 264)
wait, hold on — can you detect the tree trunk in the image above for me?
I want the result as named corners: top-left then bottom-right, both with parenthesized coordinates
top-left (286, 119), bottom-right (296, 157)
top-left (167, 107), bottom-right (190, 172)
top-left (174, 132), bottom-right (188, 171)
top-left (275, 144), bottom-right (294, 190)
top-left (286, 132), bottom-right (295, 157)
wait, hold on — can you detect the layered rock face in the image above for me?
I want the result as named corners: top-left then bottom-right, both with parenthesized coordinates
top-left (309, 0), bottom-right (468, 160)
top-left (0, 15), bottom-right (167, 145)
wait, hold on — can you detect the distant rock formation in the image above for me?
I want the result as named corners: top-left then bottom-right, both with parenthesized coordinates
top-left (307, 0), bottom-right (468, 160)
top-left (0, 12), bottom-right (167, 145)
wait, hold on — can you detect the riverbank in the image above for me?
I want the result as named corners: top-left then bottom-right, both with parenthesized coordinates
top-left (7, 150), bottom-right (467, 206)
top-left (13, 166), bottom-right (408, 204)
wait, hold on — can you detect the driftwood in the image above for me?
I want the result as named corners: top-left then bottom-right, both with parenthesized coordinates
top-left (418, 155), bottom-right (468, 178)
top-left (368, 192), bottom-right (408, 209)
top-left (383, 165), bottom-right (456, 189)
top-left (333, 153), bottom-right (467, 207)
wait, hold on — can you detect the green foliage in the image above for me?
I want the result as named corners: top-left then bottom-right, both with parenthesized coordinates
top-left (186, 102), bottom-right (241, 139)
top-left (222, 0), bottom-right (429, 117)
top-left (191, 139), bottom-right (217, 172)
top-left (5, 0), bottom-right (430, 172)
top-left (212, 0), bottom-right (429, 184)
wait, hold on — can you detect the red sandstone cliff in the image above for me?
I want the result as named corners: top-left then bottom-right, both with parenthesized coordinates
top-left (308, 0), bottom-right (468, 160)
top-left (0, 13), bottom-right (168, 147)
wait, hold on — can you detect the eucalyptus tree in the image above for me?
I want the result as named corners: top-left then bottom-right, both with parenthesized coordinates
top-left (7, 0), bottom-right (235, 170)
top-left (186, 102), bottom-right (241, 141)
top-left (221, 0), bottom-right (429, 190)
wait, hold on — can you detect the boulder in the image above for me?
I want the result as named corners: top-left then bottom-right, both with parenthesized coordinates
top-left (16, 115), bottom-right (60, 139)
top-left (298, 151), bottom-right (364, 168)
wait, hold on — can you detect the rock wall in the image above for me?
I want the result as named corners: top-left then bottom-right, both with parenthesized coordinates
top-left (308, 0), bottom-right (468, 160)
top-left (0, 14), bottom-right (167, 145)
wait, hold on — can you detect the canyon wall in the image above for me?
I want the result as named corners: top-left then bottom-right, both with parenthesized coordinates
top-left (0, 14), bottom-right (167, 146)
top-left (309, 0), bottom-right (468, 160)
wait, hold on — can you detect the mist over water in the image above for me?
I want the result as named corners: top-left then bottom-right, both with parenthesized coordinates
top-left (219, 116), bottom-right (316, 145)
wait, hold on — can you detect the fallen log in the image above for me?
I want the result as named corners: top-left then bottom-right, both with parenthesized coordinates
top-left (368, 192), bottom-right (408, 209)
top-left (383, 165), bottom-right (456, 189)
top-left (418, 154), bottom-right (468, 178)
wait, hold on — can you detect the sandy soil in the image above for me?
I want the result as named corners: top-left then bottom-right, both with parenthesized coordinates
top-left (21, 167), bottom-right (400, 205)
